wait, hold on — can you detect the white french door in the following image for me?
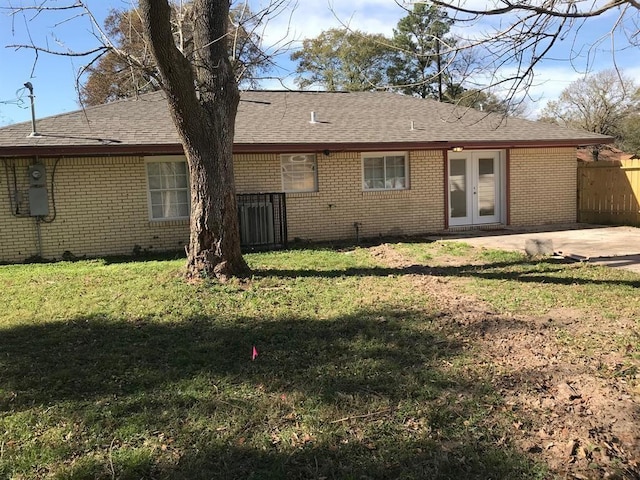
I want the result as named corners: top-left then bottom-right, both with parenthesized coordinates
top-left (449, 150), bottom-right (503, 226)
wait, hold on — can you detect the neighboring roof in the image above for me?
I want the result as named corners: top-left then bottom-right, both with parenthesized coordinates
top-left (0, 90), bottom-right (612, 157)
top-left (577, 146), bottom-right (635, 162)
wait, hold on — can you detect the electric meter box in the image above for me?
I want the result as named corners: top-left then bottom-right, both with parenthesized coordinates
top-left (28, 164), bottom-right (46, 187)
top-left (27, 164), bottom-right (49, 216)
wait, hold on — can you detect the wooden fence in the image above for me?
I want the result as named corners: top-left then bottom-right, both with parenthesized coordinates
top-left (578, 158), bottom-right (640, 225)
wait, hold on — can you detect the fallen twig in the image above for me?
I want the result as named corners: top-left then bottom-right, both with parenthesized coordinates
top-left (330, 407), bottom-right (392, 424)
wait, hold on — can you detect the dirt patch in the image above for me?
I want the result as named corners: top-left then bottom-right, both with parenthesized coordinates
top-left (369, 243), bottom-right (640, 479)
top-left (369, 244), bottom-right (417, 268)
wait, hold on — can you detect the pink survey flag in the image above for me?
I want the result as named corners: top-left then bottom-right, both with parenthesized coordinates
top-left (252, 346), bottom-right (258, 360)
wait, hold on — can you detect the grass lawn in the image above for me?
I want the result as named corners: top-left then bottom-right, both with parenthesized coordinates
top-left (0, 242), bottom-right (638, 479)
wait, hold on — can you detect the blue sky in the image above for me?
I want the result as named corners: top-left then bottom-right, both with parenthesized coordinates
top-left (1, 0), bottom-right (638, 126)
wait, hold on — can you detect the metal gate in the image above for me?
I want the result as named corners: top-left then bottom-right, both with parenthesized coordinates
top-left (237, 193), bottom-right (287, 250)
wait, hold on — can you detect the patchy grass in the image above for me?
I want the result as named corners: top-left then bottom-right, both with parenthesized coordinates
top-left (393, 240), bottom-right (640, 479)
top-left (395, 241), bottom-right (640, 318)
top-left (6, 240), bottom-right (640, 479)
top-left (396, 240), bottom-right (640, 356)
top-left (0, 246), bottom-right (551, 479)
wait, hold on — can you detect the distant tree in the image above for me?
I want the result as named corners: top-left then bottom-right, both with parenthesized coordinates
top-left (291, 29), bottom-right (393, 91)
top-left (619, 115), bottom-right (640, 154)
top-left (539, 70), bottom-right (640, 142)
top-left (80, 9), bottom-right (155, 105)
top-left (409, 1), bottom-right (639, 106)
top-left (385, 5), bottom-right (519, 114)
top-left (81, 2), bottom-right (271, 106)
top-left (388, 3), bottom-right (455, 100)
top-left (450, 89), bottom-right (526, 116)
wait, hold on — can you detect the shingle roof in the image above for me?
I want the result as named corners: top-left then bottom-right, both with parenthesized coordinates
top-left (0, 90), bottom-right (611, 156)
top-left (576, 146), bottom-right (635, 162)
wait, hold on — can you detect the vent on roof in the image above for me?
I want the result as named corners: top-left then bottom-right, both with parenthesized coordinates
top-left (310, 111), bottom-right (318, 124)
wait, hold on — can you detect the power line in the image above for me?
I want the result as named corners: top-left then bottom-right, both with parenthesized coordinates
top-left (0, 86), bottom-right (30, 108)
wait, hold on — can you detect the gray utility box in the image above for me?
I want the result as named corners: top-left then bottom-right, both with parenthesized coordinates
top-left (29, 188), bottom-right (49, 216)
top-left (28, 164), bottom-right (49, 216)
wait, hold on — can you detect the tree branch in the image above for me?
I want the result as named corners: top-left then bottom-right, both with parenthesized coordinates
top-left (420, 0), bottom-right (634, 19)
top-left (6, 43), bottom-right (107, 57)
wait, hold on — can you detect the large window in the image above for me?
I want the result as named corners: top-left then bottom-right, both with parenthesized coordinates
top-left (281, 154), bottom-right (318, 193)
top-left (362, 153), bottom-right (408, 190)
top-left (146, 158), bottom-right (189, 220)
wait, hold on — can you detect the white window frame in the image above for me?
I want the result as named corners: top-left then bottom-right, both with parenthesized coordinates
top-left (281, 154), bottom-right (318, 193)
top-left (362, 152), bottom-right (409, 191)
top-left (145, 156), bottom-right (190, 221)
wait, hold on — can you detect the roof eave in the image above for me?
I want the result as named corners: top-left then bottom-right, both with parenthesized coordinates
top-left (0, 137), bottom-right (612, 158)
top-left (233, 137), bottom-right (613, 153)
top-left (0, 143), bottom-right (185, 158)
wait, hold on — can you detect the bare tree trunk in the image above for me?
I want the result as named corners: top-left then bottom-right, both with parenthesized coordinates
top-left (139, 0), bottom-right (249, 281)
top-left (436, 40), bottom-right (443, 102)
top-left (184, 106), bottom-right (249, 282)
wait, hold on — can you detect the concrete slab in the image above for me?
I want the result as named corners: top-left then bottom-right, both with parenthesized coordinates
top-left (429, 224), bottom-right (640, 273)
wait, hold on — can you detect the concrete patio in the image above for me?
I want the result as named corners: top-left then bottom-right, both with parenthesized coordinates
top-left (431, 224), bottom-right (640, 273)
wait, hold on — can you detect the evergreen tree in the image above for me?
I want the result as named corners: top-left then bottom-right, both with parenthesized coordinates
top-left (388, 4), bottom-right (454, 100)
top-left (291, 29), bottom-right (393, 91)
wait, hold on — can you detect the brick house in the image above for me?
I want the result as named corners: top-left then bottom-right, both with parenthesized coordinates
top-left (0, 90), bottom-right (609, 262)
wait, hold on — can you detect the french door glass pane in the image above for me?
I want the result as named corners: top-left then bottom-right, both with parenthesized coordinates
top-left (477, 158), bottom-right (495, 216)
top-left (450, 158), bottom-right (467, 218)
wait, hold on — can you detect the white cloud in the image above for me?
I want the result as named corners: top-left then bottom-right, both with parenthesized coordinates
top-left (256, 0), bottom-right (403, 47)
top-left (253, 0), bottom-right (405, 82)
top-left (624, 64), bottom-right (640, 80)
top-left (527, 67), bottom-right (584, 115)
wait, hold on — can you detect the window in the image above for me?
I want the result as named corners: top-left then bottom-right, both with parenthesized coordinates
top-left (281, 154), bottom-right (317, 193)
top-left (363, 153), bottom-right (408, 190)
top-left (146, 158), bottom-right (189, 220)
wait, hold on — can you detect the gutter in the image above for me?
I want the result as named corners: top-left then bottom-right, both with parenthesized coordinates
top-left (0, 137), bottom-right (615, 159)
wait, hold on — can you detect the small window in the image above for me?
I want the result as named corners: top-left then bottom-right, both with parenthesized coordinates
top-left (363, 153), bottom-right (408, 190)
top-left (281, 154), bottom-right (318, 193)
top-left (146, 158), bottom-right (190, 220)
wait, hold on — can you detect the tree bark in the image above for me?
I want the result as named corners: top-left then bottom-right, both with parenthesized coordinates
top-left (139, 0), bottom-right (249, 281)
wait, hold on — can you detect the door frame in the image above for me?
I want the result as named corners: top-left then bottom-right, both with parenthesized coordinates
top-left (447, 150), bottom-right (507, 227)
